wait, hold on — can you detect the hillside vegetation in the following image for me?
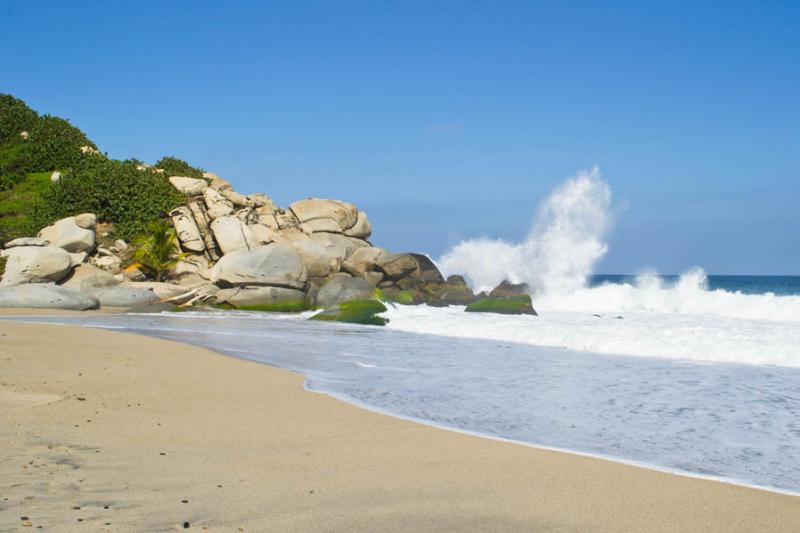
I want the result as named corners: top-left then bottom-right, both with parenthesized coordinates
top-left (0, 95), bottom-right (203, 243)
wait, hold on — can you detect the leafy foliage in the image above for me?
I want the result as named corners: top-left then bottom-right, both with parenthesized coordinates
top-left (35, 158), bottom-right (186, 241)
top-left (0, 254), bottom-right (6, 279)
top-left (153, 156), bottom-right (205, 180)
top-left (132, 219), bottom-right (186, 282)
top-left (23, 115), bottom-right (98, 172)
top-left (0, 172), bottom-right (51, 245)
top-left (0, 94), bottom-right (39, 144)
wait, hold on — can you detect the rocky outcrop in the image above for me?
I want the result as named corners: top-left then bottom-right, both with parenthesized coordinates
top-left (209, 243), bottom-right (307, 289)
top-left (465, 295), bottom-right (536, 315)
top-left (0, 284), bottom-right (99, 310)
top-left (428, 275), bottom-right (478, 307)
top-left (38, 216), bottom-right (96, 253)
top-left (60, 263), bottom-right (119, 289)
top-left (0, 245), bottom-right (73, 286)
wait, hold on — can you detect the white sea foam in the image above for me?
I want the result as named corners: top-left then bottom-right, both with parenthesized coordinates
top-left (439, 167), bottom-right (613, 294)
top-left (431, 168), bottom-right (800, 365)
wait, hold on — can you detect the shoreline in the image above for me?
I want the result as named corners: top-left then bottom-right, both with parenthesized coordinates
top-left (2, 310), bottom-right (799, 531)
top-left (4, 310), bottom-right (798, 498)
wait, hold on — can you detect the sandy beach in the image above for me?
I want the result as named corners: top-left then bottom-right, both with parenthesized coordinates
top-left (1, 312), bottom-right (798, 532)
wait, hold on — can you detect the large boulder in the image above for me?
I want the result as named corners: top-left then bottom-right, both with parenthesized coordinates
top-left (121, 281), bottom-right (192, 300)
top-left (169, 176), bottom-right (208, 196)
top-left (38, 216), bottom-right (96, 253)
top-left (341, 247), bottom-right (391, 278)
top-left (203, 171), bottom-right (232, 191)
top-left (0, 245), bottom-right (73, 286)
top-left (84, 286), bottom-right (160, 308)
top-left (210, 216), bottom-right (255, 255)
top-left (170, 206), bottom-right (206, 253)
top-left (289, 198), bottom-right (358, 232)
top-left (220, 188), bottom-right (254, 208)
top-left (489, 280), bottom-right (530, 298)
top-left (310, 299), bottom-right (388, 326)
top-left (218, 286), bottom-right (308, 310)
top-left (465, 295), bottom-right (537, 316)
top-left (429, 275), bottom-right (477, 307)
top-left (309, 232), bottom-right (366, 261)
top-left (315, 276), bottom-right (375, 308)
top-left (288, 238), bottom-right (348, 278)
top-left (209, 243), bottom-right (307, 289)
top-left (376, 254), bottom-right (419, 281)
top-left (343, 211), bottom-right (372, 239)
top-left (203, 187), bottom-right (235, 219)
top-left (0, 284), bottom-right (99, 310)
top-left (60, 263), bottom-right (119, 289)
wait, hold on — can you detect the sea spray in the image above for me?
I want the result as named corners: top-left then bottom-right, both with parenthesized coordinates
top-left (438, 167), bottom-right (613, 294)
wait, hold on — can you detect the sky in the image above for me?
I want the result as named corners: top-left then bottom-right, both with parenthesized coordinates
top-left (2, 1), bottom-right (798, 274)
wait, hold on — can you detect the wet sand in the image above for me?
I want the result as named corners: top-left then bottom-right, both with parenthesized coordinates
top-left (1, 311), bottom-right (798, 531)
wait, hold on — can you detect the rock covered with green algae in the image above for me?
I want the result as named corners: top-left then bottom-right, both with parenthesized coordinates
top-left (309, 298), bottom-right (389, 326)
top-left (464, 295), bottom-right (537, 316)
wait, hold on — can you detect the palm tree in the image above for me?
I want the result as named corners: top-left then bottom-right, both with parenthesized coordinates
top-left (133, 219), bottom-right (185, 282)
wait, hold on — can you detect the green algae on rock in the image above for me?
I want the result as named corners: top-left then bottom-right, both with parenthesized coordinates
top-left (310, 298), bottom-right (389, 326)
top-left (465, 295), bottom-right (537, 316)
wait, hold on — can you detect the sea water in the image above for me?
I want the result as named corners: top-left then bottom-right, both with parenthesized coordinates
top-left (4, 169), bottom-right (799, 493)
top-left (6, 279), bottom-right (800, 494)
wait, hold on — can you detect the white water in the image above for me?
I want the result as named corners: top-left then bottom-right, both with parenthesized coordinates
top-left (431, 168), bottom-right (800, 367)
top-left (439, 166), bottom-right (613, 295)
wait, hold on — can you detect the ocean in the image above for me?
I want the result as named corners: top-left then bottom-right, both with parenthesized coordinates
top-left (7, 272), bottom-right (800, 495)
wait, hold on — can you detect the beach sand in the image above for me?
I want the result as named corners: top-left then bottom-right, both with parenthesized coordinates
top-left (1, 311), bottom-right (798, 532)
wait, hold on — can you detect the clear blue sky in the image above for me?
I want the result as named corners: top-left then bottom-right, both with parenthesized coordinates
top-left (2, 1), bottom-right (798, 274)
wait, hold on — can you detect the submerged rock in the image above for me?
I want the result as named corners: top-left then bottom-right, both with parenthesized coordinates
top-left (220, 286), bottom-right (309, 312)
top-left (465, 295), bottom-right (537, 315)
top-left (310, 298), bottom-right (389, 326)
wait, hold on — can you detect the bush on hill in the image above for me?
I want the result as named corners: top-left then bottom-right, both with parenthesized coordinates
top-left (153, 156), bottom-right (205, 180)
top-left (0, 94), bottom-right (39, 144)
top-left (0, 172), bottom-right (51, 244)
top-left (23, 115), bottom-right (99, 172)
top-left (35, 158), bottom-right (186, 241)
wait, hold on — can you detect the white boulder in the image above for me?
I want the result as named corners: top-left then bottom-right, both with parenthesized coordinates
top-left (170, 206), bottom-right (205, 253)
top-left (203, 187), bottom-right (235, 219)
top-left (210, 216), bottom-right (255, 255)
top-left (289, 198), bottom-right (358, 232)
top-left (209, 243), bottom-right (307, 289)
top-left (169, 176), bottom-right (208, 196)
top-left (0, 284), bottom-right (99, 310)
top-left (38, 216), bottom-right (96, 253)
top-left (0, 245), bottom-right (73, 286)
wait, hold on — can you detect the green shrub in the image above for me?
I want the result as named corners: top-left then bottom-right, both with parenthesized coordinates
top-left (310, 299), bottom-right (389, 326)
top-left (0, 94), bottom-right (39, 144)
top-left (132, 219), bottom-right (186, 282)
top-left (24, 115), bottom-right (98, 172)
top-left (0, 255), bottom-right (6, 279)
top-left (0, 172), bottom-right (51, 245)
top-left (153, 156), bottom-right (204, 180)
top-left (0, 142), bottom-right (30, 191)
top-left (464, 295), bottom-right (537, 315)
top-left (35, 158), bottom-right (185, 241)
